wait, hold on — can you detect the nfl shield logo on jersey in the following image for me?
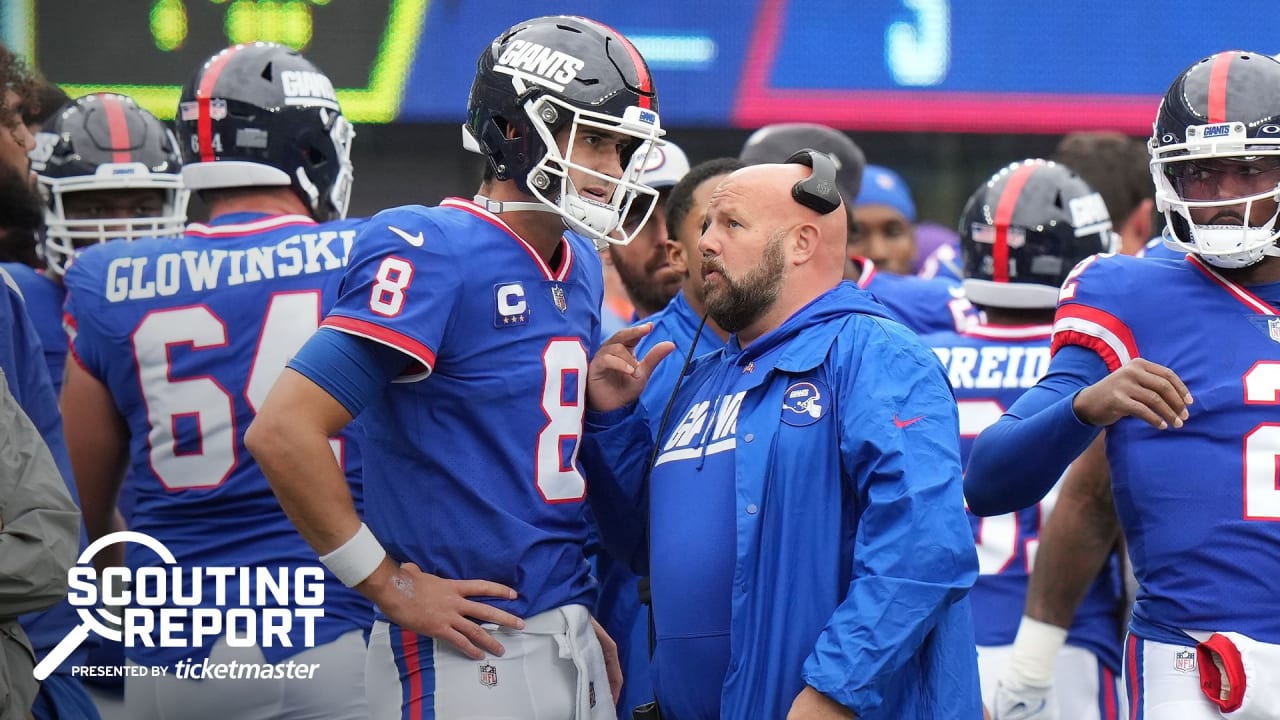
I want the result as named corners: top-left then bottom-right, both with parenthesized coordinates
top-left (551, 284), bottom-right (568, 313)
top-left (479, 662), bottom-right (498, 688)
top-left (1174, 648), bottom-right (1196, 672)
top-left (1269, 317), bottom-right (1280, 344)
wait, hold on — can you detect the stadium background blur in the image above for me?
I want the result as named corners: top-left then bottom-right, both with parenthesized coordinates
top-left (4, 0), bottom-right (1275, 232)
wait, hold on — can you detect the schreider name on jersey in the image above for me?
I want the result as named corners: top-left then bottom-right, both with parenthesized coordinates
top-left (99, 227), bottom-right (357, 302)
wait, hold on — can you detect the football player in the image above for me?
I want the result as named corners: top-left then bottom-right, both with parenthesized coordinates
top-left (0, 43), bottom-right (100, 720)
top-left (246, 16), bottom-right (662, 720)
top-left (966, 51), bottom-right (1280, 718)
top-left (922, 160), bottom-right (1124, 719)
top-left (60, 44), bottom-right (370, 720)
top-left (21, 91), bottom-right (188, 719)
top-left (5, 93), bottom-right (190, 396)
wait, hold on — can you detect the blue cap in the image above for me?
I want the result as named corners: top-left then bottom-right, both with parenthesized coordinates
top-left (854, 165), bottom-right (915, 222)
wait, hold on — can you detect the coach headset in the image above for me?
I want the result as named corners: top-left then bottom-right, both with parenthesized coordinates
top-left (786, 148), bottom-right (842, 216)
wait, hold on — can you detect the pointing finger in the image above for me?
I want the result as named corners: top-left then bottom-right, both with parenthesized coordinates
top-left (637, 341), bottom-right (676, 379)
top-left (602, 323), bottom-right (654, 350)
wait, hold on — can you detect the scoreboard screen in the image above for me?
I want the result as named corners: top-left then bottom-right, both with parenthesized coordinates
top-left (26, 0), bottom-right (426, 122)
top-left (13, 0), bottom-right (1280, 133)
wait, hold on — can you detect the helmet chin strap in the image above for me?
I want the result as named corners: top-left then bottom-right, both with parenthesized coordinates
top-left (472, 195), bottom-right (559, 216)
top-left (474, 193), bottom-right (623, 250)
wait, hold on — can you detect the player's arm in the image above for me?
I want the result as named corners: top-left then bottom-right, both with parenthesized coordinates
top-left (991, 434), bottom-right (1121, 717)
top-left (800, 334), bottom-right (978, 717)
top-left (966, 343), bottom-right (1191, 516)
top-left (246, 329), bottom-right (526, 659)
top-left (963, 345), bottom-right (1105, 515)
top-left (61, 359), bottom-right (129, 572)
top-left (1024, 434), bottom-right (1120, 629)
top-left (581, 324), bottom-right (675, 573)
top-left (245, 366), bottom-right (363, 553)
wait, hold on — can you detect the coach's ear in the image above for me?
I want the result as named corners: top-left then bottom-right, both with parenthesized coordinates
top-left (667, 240), bottom-right (687, 276)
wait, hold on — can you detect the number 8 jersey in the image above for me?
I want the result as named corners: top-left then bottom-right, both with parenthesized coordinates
top-left (1053, 252), bottom-right (1280, 645)
top-left (319, 198), bottom-right (603, 620)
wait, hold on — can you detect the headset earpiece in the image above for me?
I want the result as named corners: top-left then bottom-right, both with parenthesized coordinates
top-left (786, 149), bottom-right (841, 216)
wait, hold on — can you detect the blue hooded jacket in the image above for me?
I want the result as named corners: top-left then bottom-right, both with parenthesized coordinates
top-left (582, 281), bottom-right (981, 719)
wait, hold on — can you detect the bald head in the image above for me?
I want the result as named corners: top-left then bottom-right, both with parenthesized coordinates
top-left (710, 163), bottom-right (848, 267)
top-left (697, 162), bottom-right (848, 344)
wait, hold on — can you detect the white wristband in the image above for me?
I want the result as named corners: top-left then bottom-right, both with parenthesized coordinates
top-left (1007, 616), bottom-right (1068, 688)
top-left (319, 523), bottom-right (387, 588)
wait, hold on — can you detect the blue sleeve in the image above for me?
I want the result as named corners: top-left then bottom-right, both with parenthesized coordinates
top-left (62, 259), bottom-right (108, 383)
top-left (321, 207), bottom-right (461, 371)
top-left (963, 344), bottom-right (1109, 516)
top-left (287, 328), bottom-right (410, 417)
top-left (803, 321), bottom-right (979, 712)
top-left (579, 403), bottom-right (655, 575)
top-left (0, 273), bottom-right (76, 505)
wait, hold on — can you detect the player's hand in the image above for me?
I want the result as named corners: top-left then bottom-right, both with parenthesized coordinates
top-left (361, 560), bottom-right (525, 660)
top-left (590, 615), bottom-right (623, 706)
top-left (991, 678), bottom-right (1056, 720)
top-left (1072, 358), bottom-right (1192, 429)
top-left (586, 323), bottom-right (675, 413)
top-left (785, 686), bottom-right (855, 720)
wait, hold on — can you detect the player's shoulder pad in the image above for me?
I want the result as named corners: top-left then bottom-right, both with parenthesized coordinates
top-left (1059, 252), bottom-right (1172, 315)
top-left (353, 204), bottom-right (453, 260)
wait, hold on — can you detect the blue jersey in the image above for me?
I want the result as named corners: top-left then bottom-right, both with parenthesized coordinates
top-left (926, 323), bottom-right (1123, 671)
top-left (1053, 253), bottom-right (1280, 644)
top-left (319, 198), bottom-right (603, 620)
top-left (63, 213), bottom-right (372, 667)
top-left (852, 257), bottom-right (974, 334)
top-left (0, 268), bottom-right (95, 674)
top-left (0, 263), bottom-right (66, 395)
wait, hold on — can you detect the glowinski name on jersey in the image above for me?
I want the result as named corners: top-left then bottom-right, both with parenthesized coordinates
top-left (100, 226), bottom-right (356, 302)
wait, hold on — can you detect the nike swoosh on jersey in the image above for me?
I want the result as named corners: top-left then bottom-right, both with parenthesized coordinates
top-left (388, 225), bottom-right (425, 247)
top-left (892, 414), bottom-right (925, 428)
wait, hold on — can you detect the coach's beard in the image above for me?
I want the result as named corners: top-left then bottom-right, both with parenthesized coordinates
top-left (703, 233), bottom-right (786, 335)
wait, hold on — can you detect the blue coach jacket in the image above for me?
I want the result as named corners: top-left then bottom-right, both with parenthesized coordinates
top-left (582, 282), bottom-right (982, 719)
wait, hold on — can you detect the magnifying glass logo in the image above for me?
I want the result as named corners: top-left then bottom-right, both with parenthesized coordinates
top-left (34, 531), bottom-right (177, 680)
